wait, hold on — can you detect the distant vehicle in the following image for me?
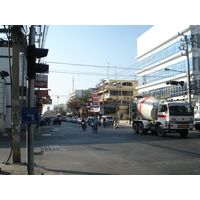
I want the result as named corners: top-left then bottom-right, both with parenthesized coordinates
top-left (71, 117), bottom-right (78, 123)
top-left (40, 117), bottom-right (46, 126)
top-left (45, 117), bottom-right (51, 125)
top-left (50, 116), bottom-right (56, 122)
top-left (86, 117), bottom-right (101, 126)
top-left (61, 116), bottom-right (66, 121)
top-left (77, 118), bottom-right (82, 124)
top-left (53, 117), bottom-right (61, 125)
top-left (66, 117), bottom-right (72, 122)
top-left (101, 116), bottom-right (114, 126)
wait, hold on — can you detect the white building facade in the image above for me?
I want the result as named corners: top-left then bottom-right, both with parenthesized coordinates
top-left (0, 47), bottom-right (27, 132)
top-left (136, 25), bottom-right (200, 119)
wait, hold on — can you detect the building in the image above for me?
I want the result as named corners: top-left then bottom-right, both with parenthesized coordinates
top-left (68, 89), bottom-right (94, 100)
top-left (96, 79), bottom-right (138, 119)
top-left (136, 25), bottom-right (200, 119)
top-left (0, 46), bottom-right (27, 132)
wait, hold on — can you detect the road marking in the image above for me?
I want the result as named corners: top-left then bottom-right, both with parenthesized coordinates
top-left (44, 145), bottom-right (61, 151)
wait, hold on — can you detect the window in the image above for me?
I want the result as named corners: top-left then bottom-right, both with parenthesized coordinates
top-left (122, 82), bottom-right (133, 86)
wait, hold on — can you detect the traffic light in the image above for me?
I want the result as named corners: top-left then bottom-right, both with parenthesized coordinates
top-left (27, 45), bottom-right (49, 78)
top-left (179, 81), bottom-right (184, 86)
top-left (169, 81), bottom-right (179, 85)
top-left (166, 80), bottom-right (184, 86)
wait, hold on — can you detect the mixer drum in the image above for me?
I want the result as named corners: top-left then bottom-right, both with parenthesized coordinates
top-left (137, 97), bottom-right (159, 120)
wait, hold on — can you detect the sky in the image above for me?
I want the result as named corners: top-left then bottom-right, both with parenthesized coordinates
top-left (43, 25), bottom-right (153, 111)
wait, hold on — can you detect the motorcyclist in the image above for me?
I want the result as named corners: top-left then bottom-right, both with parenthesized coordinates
top-left (90, 118), bottom-right (98, 132)
top-left (113, 118), bottom-right (119, 129)
top-left (81, 118), bottom-right (86, 130)
top-left (103, 118), bottom-right (107, 128)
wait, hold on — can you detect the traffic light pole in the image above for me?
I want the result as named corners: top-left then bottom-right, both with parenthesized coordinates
top-left (179, 33), bottom-right (192, 105)
top-left (185, 35), bottom-right (192, 105)
top-left (27, 25), bottom-right (35, 175)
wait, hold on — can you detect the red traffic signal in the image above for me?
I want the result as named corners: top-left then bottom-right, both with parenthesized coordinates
top-left (166, 80), bottom-right (184, 86)
top-left (170, 81), bottom-right (178, 85)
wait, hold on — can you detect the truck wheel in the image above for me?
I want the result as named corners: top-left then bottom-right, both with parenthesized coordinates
top-left (138, 122), bottom-right (148, 134)
top-left (132, 122), bottom-right (138, 134)
top-left (179, 129), bottom-right (188, 137)
top-left (157, 124), bottom-right (166, 137)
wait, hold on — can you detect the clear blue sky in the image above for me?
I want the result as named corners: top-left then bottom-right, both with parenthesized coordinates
top-left (44, 25), bottom-right (153, 110)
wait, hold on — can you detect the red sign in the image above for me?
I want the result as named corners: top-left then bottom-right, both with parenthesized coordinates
top-left (92, 94), bottom-right (98, 98)
top-left (73, 102), bottom-right (78, 105)
top-left (35, 90), bottom-right (48, 96)
top-left (35, 81), bottom-right (48, 88)
top-left (92, 98), bottom-right (99, 102)
top-left (35, 75), bottom-right (48, 88)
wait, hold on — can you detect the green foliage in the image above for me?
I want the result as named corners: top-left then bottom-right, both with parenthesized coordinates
top-left (67, 92), bottom-right (92, 112)
top-left (104, 98), bottom-right (117, 114)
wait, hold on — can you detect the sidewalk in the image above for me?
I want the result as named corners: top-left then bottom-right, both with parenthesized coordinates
top-left (0, 162), bottom-right (61, 175)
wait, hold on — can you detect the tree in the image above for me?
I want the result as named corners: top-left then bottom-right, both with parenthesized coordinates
top-left (104, 98), bottom-right (117, 114)
top-left (67, 92), bottom-right (92, 114)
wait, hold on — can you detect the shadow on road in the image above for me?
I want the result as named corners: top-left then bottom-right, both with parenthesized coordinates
top-left (46, 168), bottom-right (113, 175)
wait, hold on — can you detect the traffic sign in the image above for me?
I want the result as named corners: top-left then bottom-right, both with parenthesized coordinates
top-left (21, 107), bottom-right (38, 124)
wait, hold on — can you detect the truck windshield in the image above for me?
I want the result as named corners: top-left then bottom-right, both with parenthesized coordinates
top-left (169, 104), bottom-right (193, 116)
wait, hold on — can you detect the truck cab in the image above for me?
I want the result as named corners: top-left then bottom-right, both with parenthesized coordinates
top-left (158, 101), bottom-right (194, 136)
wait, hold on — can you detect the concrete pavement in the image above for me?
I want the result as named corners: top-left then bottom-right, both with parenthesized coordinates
top-left (0, 121), bottom-right (132, 175)
top-left (0, 162), bottom-right (61, 175)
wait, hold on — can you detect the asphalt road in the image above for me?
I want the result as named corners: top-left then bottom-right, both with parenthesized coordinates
top-left (1, 121), bottom-right (200, 175)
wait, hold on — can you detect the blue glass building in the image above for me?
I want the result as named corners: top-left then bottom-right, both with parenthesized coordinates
top-left (136, 25), bottom-right (200, 115)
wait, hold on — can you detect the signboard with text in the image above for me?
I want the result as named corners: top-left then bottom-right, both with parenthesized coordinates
top-left (21, 107), bottom-right (38, 124)
top-left (35, 75), bottom-right (48, 88)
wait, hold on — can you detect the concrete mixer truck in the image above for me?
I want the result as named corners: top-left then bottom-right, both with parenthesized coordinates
top-left (132, 96), bottom-right (194, 137)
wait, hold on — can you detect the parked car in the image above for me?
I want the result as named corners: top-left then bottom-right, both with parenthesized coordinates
top-left (71, 117), bottom-right (78, 123)
top-left (77, 118), bottom-right (82, 124)
top-left (66, 117), bottom-right (72, 122)
top-left (53, 117), bottom-right (61, 125)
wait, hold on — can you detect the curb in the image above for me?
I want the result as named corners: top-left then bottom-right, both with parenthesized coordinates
top-left (0, 132), bottom-right (25, 136)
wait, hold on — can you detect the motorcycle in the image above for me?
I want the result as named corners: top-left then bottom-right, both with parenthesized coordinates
top-left (113, 122), bottom-right (120, 129)
top-left (91, 121), bottom-right (98, 133)
top-left (81, 122), bottom-right (87, 131)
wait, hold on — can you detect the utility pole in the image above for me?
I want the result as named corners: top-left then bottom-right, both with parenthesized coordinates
top-left (27, 25), bottom-right (35, 175)
top-left (12, 26), bottom-right (21, 163)
top-left (179, 33), bottom-right (192, 104)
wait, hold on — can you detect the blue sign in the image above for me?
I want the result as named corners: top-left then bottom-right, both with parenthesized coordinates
top-left (21, 107), bottom-right (38, 124)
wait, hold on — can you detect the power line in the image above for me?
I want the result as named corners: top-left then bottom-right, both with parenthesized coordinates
top-left (47, 61), bottom-right (131, 70)
top-left (49, 68), bottom-right (137, 78)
